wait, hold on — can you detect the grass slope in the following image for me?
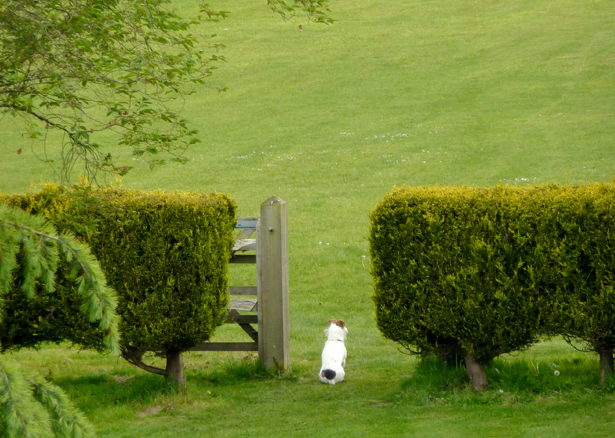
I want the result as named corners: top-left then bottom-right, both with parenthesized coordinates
top-left (2, 0), bottom-right (615, 436)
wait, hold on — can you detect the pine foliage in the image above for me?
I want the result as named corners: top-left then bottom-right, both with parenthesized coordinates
top-left (0, 204), bottom-right (119, 354)
top-left (27, 368), bottom-right (95, 438)
top-left (0, 204), bottom-right (121, 437)
top-left (0, 360), bottom-right (53, 438)
top-left (0, 358), bottom-right (96, 438)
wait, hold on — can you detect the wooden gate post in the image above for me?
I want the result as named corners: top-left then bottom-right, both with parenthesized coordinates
top-left (257, 196), bottom-right (290, 371)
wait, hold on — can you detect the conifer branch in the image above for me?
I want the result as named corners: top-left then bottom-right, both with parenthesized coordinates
top-left (0, 205), bottom-right (118, 437)
top-left (0, 204), bottom-right (120, 354)
top-left (27, 371), bottom-right (96, 438)
top-left (0, 360), bottom-right (54, 438)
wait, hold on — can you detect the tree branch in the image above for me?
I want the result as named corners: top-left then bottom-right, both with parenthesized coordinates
top-left (121, 348), bottom-right (167, 377)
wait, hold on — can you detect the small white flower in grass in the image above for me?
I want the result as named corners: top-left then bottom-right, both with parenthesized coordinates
top-left (554, 370), bottom-right (560, 376)
top-left (498, 389), bottom-right (504, 394)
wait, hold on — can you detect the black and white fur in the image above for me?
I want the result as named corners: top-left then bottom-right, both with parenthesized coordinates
top-left (319, 319), bottom-right (348, 385)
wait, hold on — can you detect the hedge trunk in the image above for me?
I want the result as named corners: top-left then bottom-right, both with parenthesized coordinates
top-left (464, 352), bottom-right (489, 392)
top-left (599, 347), bottom-right (614, 386)
top-left (166, 352), bottom-right (186, 388)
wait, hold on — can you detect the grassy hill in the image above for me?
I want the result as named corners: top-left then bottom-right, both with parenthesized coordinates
top-left (2, 0), bottom-right (615, 436)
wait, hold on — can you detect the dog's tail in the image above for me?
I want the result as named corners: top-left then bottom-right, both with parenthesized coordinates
top-left (321, 369), bottom-right (336, 381)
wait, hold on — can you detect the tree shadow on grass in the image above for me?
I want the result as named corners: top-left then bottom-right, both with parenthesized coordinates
top-left (53, 358), bottom-right (303, 413)
top-left (189, 358), bottom-right (303, 386)
top-left (55, 372), bottom-right (178, 410)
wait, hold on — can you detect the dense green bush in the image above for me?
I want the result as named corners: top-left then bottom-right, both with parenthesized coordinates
top-left (370, 186), bottom-right (551, 390)
top-left (537, 184), bottom-right (615, 385)
top-left (0, 273), bottom-right (110, 353)
top-left (1, 184), bottom-right (236, 385)
top-left (370, 184), bottom-right (615, 389)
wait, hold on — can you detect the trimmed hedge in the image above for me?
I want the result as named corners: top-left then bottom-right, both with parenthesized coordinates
top-left (370, 186), bottom-right (551, 363)
top-left (0, 184), bottom-right (236, 360)
top-left (538, 184), bottom-right (615, 376)
top-left (370, 184), bottom-right (615, 386)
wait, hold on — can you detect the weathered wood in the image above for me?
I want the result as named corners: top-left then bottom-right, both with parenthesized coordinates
top-left (191, 203), bottom-right (290, 362)
top-left (236, 218), bottom-right (259, 229)
top-left (225, 311), bottom-right (258, 325)
top-left (229, 314), bottom-right (257, 325)
top-left (233, 218), bottom-right (257, 251)
top-left (232, 239), bottom-right (257, 252)
top-left (229, 254), bottom-right (256, 264)
top-left (238, 228), bottom-right (256, 240)
top-left (229, 286), bottom-right (257, 296)
top-left (230, 297), bottom-right (258, 312)
top-left (257, 197), bottom-right (290, 371)
top-left (237, 322), bottom-right (259, 342)
top-left (238, 230), bottom-right (255, 239)
top-left (190, 342), bottom-right (258, 352)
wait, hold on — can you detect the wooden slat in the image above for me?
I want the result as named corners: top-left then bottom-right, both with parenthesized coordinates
top-left (236, 218), bottom-right (259, 229)
top-left (237, 323), bottom-right (258, 342)
top-left (195, 216), bottom-right (261, 354)
top-left (229, 254), bottom-right (256, 264)
top-left (238, 228), bottom-right (256, 239)
top-left (229, 286), bottom-right (257, 296)
top-left (190, 342), bottom-right (258, 352)
top-left (232, 239), bottom-right (257, 252)
top-left (230, 297), bottom-right (258, 312)
top-left (226, 313), bottom-right (258, 324)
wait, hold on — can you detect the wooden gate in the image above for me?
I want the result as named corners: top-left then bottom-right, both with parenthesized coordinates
top-left (190, 196), bottom-right (290, 371)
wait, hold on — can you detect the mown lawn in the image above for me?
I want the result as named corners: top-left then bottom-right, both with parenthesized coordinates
top-left (2, 0), bottom-right (615, 436)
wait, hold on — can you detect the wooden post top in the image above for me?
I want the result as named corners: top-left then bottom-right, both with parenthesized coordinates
top-left (261, 196), bottom-right (286, 206)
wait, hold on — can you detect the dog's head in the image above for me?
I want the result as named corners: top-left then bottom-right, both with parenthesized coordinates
top-left (329, 319), bottom-right (346, 330)
top-left (325, 319), bottom-right (348, 340)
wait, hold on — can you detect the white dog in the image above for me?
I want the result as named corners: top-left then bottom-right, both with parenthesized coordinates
top-left (319, 319), bottom-right (348, 385)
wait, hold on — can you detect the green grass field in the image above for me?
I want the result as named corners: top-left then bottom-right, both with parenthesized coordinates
top-left (2, 0), bottom-right (615, 436)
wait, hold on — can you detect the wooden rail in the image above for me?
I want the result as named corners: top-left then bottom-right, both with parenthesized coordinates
top-left (189, 197), bottom-right (290, 371)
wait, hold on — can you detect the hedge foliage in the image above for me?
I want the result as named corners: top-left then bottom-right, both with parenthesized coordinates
top-left (370, 184), bottom-right (615, 363)
top-left (539, 184), bottom-right (615, 354)
top-left (0, 184), bottom-right (236, 358)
